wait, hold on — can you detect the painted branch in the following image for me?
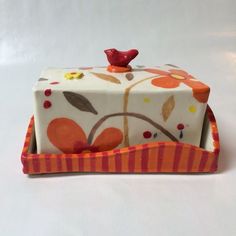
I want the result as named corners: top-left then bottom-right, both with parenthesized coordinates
top-left (87, 112), bottom-right (178, 144)
top-left (123, 76), bottom-right (156, 146)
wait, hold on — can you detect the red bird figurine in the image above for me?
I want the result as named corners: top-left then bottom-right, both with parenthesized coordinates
top-left (104, 48), bottom-right (139, 67)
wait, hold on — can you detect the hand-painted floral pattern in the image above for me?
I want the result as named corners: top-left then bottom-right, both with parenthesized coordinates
top-left (39, 65), bottom-right (208, 153)
top-left (47, 118), bottom-right (123, 154)
top-left (145, 68), bottom-right (210, 103)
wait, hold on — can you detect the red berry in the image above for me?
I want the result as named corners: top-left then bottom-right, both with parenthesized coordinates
top-left (44, 89), bottom-right (52, 96)
top-left (177, 123), bottom-right (185, 130)
top-left (143, 131), bottom-right (152, 139)
top-left (50, 82), bottom-right (59, 85)
top-left (43, 100), bottom-right (52, 109)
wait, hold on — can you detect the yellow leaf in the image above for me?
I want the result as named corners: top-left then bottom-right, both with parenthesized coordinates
top-left (91, 72), bottom-right (121, 84)
top-left (162, 95), bottom-right (175, 122)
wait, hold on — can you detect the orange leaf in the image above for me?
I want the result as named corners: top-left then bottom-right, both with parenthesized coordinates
top-left (91, 72), bottom-right (121, 84)
top-left (47, 118), bottom-right (87, 153)
top-left (192, 89), bottom-right (210, 103)
top-left (162, 95), bottom-right (175, 122)
top-left (184, 79), bottom-right (210, 103)
top-left (151, 76), bottom-right (180, 88)
top-left (92, 127), bottom-right (123, 151)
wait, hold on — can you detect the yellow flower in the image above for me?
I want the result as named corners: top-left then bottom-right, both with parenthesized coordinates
top-left (64, 72), bottom-right (84, 80)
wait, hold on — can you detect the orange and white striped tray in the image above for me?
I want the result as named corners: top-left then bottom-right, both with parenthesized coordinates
top-left (21, 106), bottom-right (220, 174)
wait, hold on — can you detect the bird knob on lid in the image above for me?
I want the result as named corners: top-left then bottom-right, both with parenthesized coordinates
top-left (104, 48), bottom-right (139, 72)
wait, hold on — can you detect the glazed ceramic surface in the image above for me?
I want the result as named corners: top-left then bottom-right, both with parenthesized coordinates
top-left (33, 65), bottom-right (210, 154)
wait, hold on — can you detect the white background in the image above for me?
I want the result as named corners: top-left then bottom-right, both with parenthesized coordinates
top-left (1, 0), bottom-right (236, 235)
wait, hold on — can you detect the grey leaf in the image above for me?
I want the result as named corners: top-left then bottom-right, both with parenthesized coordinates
top-left (63, 92), bottom-right (98, 115)
top-left (165, 64), bottom-right (179, 68)
top-left (38, 78), bottom-right (48, 81)
top-left (125, 73), bottom-right (134, 81)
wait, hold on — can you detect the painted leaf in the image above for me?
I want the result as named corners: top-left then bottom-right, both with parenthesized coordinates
top-left (91, 72), bottom-right (121, 84)
top-left (92, 127), bottom-right (123, 152)
top-left (125, 73), bottom-right (134, 81)
top-left (63, 91), bottom-right (98, 115)
top-left (162, 95), bottom-right (175, 122)
top-left (165, 64), bottom-right (179, 68)
top-left (47, 118), bottom-right (87, 153)
top-left (38, 78), bottom-right (48, 81)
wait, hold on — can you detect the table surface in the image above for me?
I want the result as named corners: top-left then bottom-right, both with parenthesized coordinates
top-left (1, 0), bottom-right (236, 235)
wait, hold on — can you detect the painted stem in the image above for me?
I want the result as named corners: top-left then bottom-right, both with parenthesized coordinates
top-left (123, 76), bottom-right (156, 146)
top-left (87, 112), bottom-right (178, 145)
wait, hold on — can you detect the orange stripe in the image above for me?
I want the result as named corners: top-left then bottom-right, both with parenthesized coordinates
top-left (148, 146), bottom-right (158, 172)
top-left (128, 146), bottom-right (136, 172)
top-left (72, 154), bottom-right (79, 172)
top-left (50, 154), bottom-right (58, 172)
top-left (203, 153), bottom-right (215, 172)
top-left (83, 155), bottom-right (91, 172)
top-left (60, 156), bottom-right (67, 172)
top-left (121, 151), bottom-right (129, 172)
top-left (40, 155), bottom-right (47, 173)
top-left (191, 149), bottom-right (203, 172)
top-left (78, 157), bottom-right (84, 172)
top-left (40, 154), bottom-right (46, 173)
top-left (198, 151), bottom-right (209, 172)
top-left (161, 144), bottom-right (175, 172)
top-left (95, 154), bottom-right (103, 172)
top-left (32, 155), bottom-right (40, 173)
top-left (27, 156), bottom-right (34, 174)
top-left (89, 153), bottom-right (96, 172)
top-left (178, 145), bottom-right (190, 172)
top-left (23, 142), bottom-right (29, 154)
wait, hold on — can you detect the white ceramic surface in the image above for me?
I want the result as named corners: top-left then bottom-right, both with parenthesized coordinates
top-left (34, 66), bottom-right (208, 153)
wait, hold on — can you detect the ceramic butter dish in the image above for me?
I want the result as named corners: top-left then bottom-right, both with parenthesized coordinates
top-left (21, 49), bottom-right (219, 174)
